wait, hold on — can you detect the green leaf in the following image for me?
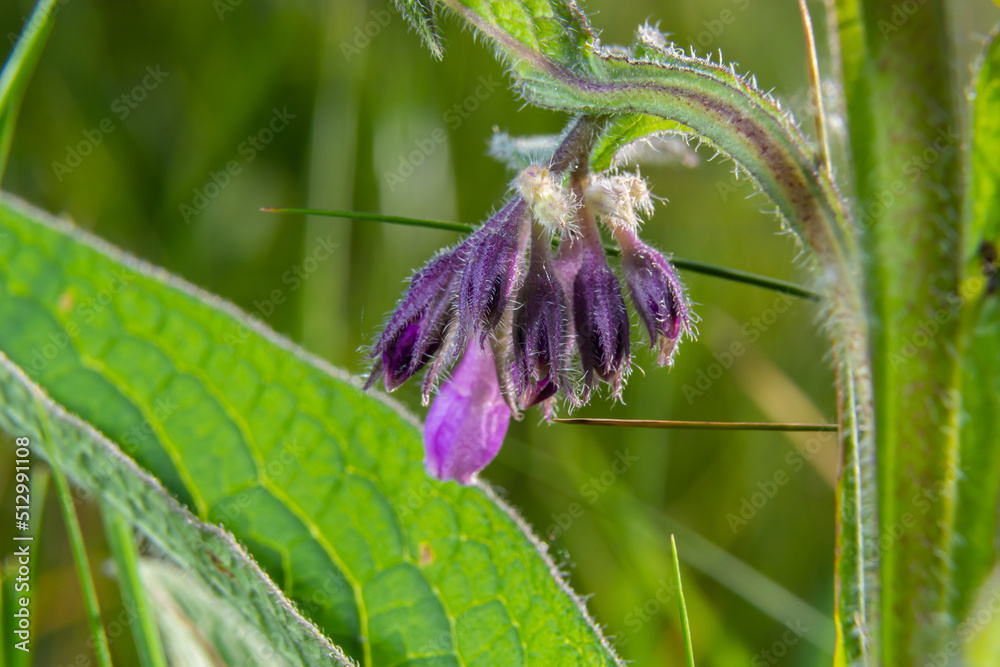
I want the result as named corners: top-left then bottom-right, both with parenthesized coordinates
top-left (589, 113), bottom-right (690, 172)
top-left (391, 0), bottom-right (444, 60)
top-left (824, 3), bottom-right (880, 666)
top-left (0, 351), bottom-right (353, 667)
top-left (0, 0), bottom-right (61, 181)
top-left (140, 558), bottom-right (297, 667)
top-left (0, 193), bottom-right (623, 666)
top-left (952, 25), bottom-right (1000, 623)
top-left (426, 0), bottom-right (592, 74)
top-left (968, 27), bottom-right (1000, 252)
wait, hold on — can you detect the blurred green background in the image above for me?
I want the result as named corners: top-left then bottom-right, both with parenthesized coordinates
top-left (1, 0), bottom-right (997, 665)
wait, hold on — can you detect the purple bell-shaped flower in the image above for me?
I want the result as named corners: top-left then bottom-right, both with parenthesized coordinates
top-left (559, 206), bottom-right (631, 402)
top-left (366, 248), bottom-right (463, 392)
top-left (366, 154), bottom-right (697, 485)
top-left (424, 340), bottom-right (511, 484)
top-left (512, 227), bottom-right (574, 410)
top-left (458, 198), bottom-right (532, 342)
top-left (615, 225), bottom-right (693, 367)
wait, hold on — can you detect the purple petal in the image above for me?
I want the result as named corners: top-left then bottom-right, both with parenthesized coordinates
top-left (424, 340), bottom-right (511, 484)
top-left (458, 198), bottom-right (532, 342)
top-left (617, 228), bottom-right (693, 367)
top-left (368, 248), bottom-right (463, 391)
top-left (513, 230), bottom-right (575, 409)
top-left (560, 211), bottom-right (631, 401)
top-left (574, 243), bottom-right (631, 400)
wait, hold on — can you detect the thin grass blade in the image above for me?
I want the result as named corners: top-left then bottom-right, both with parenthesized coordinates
top-left (0, 0), bottom-right (61, 180)
top-left (52, 465), bottom-right (112, 667)
top-left (100, 506), bottom-right (168, 667)
top-left (263, 207), bottom-right (820, 299)
top-left (671, 535), bottom-right (696, 667)
top-left (553, 418), bottom-right (837, 432)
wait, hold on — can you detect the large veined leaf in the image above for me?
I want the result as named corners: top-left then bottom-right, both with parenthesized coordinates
top-left (0, 193), bottom-right (622, 666)
top-left (0, 352), bottom-right (352, 667)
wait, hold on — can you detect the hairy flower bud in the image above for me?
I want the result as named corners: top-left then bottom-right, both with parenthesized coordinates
top-left (513, 229), bottom-right (574, 410)
top-left (561, 209), bottom-right (631, 401)
top-left (616, 226), bottom-right (693, 367)
top-left (367, 248), bottom-right (463, 391)
top-left (459, 198), bottom-right (532, 342)
top-left (424, 341), bottom-right (511, 484)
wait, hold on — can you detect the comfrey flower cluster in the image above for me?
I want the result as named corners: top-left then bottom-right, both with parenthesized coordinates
top-left (366, 153), bottom-right (694, 485)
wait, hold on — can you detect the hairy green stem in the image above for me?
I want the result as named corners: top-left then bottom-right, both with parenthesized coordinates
top-left (832, 0), bottom-right (963, 661)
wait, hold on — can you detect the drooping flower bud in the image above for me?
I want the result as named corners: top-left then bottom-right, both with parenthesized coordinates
top-left (458, 198), bottom-right (532, 342)
top-left (512, 228), bottom-right (574, 411)
top-left (424, 340), bottom-right (511, 485)
top-left (367, 249), bottom-right (463, 392)
top-left (615, 226), bottom-right (693, 367)
top-left (560, 207), bottom-right (631, 401)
